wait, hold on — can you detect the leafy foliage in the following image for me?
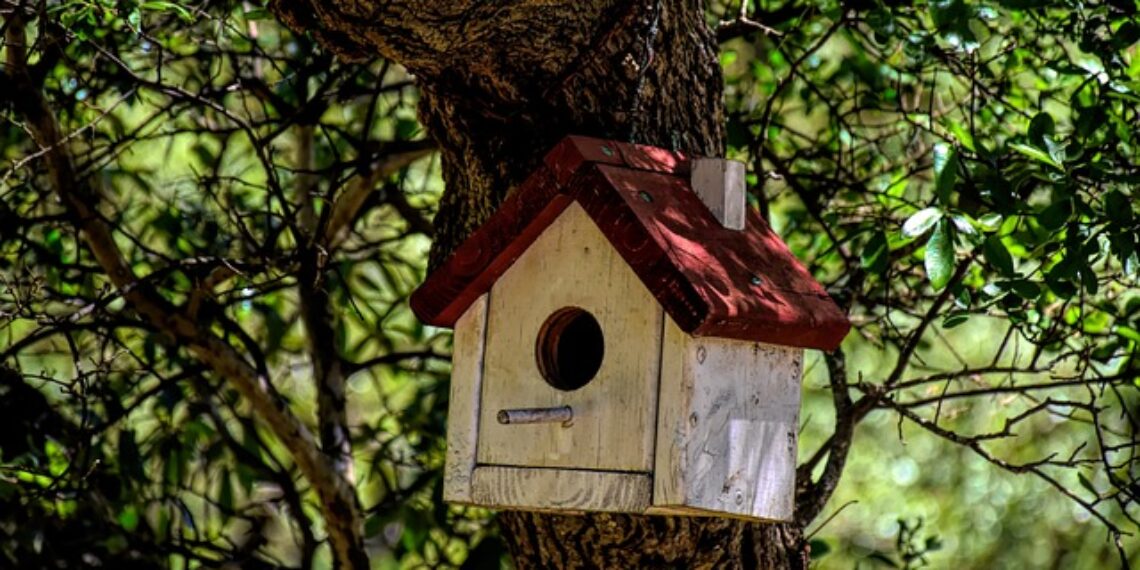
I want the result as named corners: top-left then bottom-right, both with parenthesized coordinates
top-left (715, 0), bottom-right (1140, 565)
top-left (2, 1), bottom-right (485, 567)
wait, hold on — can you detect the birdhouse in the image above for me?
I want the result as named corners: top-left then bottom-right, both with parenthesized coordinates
top-left (410, 136), bottom-right (849, 521)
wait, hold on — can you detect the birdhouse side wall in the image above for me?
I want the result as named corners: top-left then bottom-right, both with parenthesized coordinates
top-left (441, 293), bottom-right (490, 504)
top-left (652, 320), bottom-right (803, 521)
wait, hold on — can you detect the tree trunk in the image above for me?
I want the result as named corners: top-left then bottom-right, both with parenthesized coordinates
top-left (271, 1), bottom-right (808, 567)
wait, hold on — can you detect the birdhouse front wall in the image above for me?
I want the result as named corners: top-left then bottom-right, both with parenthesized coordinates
top-left (476, 202), bottom-right (664, 472)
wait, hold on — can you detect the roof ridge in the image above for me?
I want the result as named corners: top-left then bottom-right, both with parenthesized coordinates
top-left (411, 135), bottom-right (850, 351)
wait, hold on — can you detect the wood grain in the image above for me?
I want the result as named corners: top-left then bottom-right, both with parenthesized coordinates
top-left (471, 466), bottom-right (651, 513)
top-left (442, 294), bottom-right (489, 503)
top-left (410, 136), bottom-right (851, 351)
top-left (690, 158), bottom-right (746, 230)
top-left (476, 202), bottom-right (663, 472)
top-left (654, 319), bottom-right (803, 522)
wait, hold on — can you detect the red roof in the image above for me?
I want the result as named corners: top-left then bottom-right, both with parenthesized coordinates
top-left (410, 136), bottom-right (850, 351)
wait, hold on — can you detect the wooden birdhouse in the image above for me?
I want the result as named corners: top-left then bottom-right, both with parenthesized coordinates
top-left (410, 136), bottom-right (849, 522)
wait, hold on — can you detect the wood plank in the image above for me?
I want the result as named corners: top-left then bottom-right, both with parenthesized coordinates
top-left (442, 294), bottom-right (489, 503)
top-left (410, 135), bottom-right (851, 352)
top-left (690, 158), bottom-right (746, 230)
top-left (652, 318), bottom-right (689, 508)
top-left (471, 466), bottom-right (651, 513)
top-left (653, 319), bottom-right (803, 521)
top-left (477, 202), bottom-right (663, 472)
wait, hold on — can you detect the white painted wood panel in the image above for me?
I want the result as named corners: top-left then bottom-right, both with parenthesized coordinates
top-left (690, 158), bottom-right (746, 230)
top-left (442, 294), bottom-right (489, 503)
top-left (477, 202), bottom-right (663, 472)
top-left (470, 466), bottom-right (651, 513)
top-left (653, 319), bottom-right (803, 521)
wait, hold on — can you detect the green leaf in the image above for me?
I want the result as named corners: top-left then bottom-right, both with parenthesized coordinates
top-left (925, 220), bottom-right (955, 290)
top-left (219, 473), bottom-right (234, 512)
top-left (1114, 325), bottom-right (1140, 344)
top-left (1008, 279), bottom-right (1041, 300)
top-left (977, 213), bottom-right (1003, 232)
top-left (396, 118), bottom-right (420, 140)
top-left (1043, 137), bottom-right (1067, 166)
top-left (943, 312), bottom-right (969, 328)
top-left (926, 536), bottom-right (944, 552)
top-left (951, 214), bottom-right (977, 236)
top-left (118, 505), bottom-right (140, 532)
top-left (45, 439), bottom-right (68, 477)
top-left (364, 513), bottom-right (385, 538)
top-left (1028, 112), bottom-right (1055, 145)
top-left (943, 119), bottom-right (975, 152)
top-left (903, 207), bottom-right (944, 238)
top-left (1010, 143), bottom-right (1064, 171)
top-left (983, 236), bottom-right (1014, 275)
top-left (809, 538), bottom-right (832, 558)
top-left (1038, 199), bottom-right (1072, 231)
top-left (1078, 472), bottom-right (1098, 496)
top-left (861, 230), bottom-right (889, 274)
top-left (1105, 190), bottom-right (1133, 224)
top-left (934, 144), bottom-right (958, 204)
top-left (867, 551), bottom-right (900, 568)
top-left (244, 7), bottom-right (272, 20)
top-left (140, 1), bottom-right (193, 22)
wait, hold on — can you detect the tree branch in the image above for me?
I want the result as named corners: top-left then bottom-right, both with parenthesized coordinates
top-left (324, 141), bottom-right (436, 248)
top-left (796, 349), bottom-right (855, 524)
top-left (3, 17), bottom-right (367, 569)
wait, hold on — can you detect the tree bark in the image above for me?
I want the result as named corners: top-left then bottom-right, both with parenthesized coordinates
top-left (271, 1), bottom-right (808, 567)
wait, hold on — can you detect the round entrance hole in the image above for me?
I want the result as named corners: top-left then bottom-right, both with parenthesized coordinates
top-left (535, 307), bottom-right (605, 391)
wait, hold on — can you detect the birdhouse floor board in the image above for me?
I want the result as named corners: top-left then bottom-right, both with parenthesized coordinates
top-left (469, 466), bottom-right (651, 513)
top-left (442, 294), bottom-right (489, 504)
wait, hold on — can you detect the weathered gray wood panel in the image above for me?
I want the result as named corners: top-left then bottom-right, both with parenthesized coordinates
top-left (653, 319), bottom-right (803, 521)
top-left (471, 466), bottom-right (651, 513)
top-left (442, 294), bottom-right (489, 503)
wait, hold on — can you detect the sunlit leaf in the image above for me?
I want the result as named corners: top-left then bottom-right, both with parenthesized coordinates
top-left (903, 207), bottom-right (944, 238)
top-left (1011, 143), bottom-right (1064, 170)
top-left (976, 213), bottom-right (1003, 232)
top-left (925, 219), bottom-right (955, 290)
top-left (934, 144), bottom-right (958, 204)
top-left (1114, 325), bottom-right (1140, 344)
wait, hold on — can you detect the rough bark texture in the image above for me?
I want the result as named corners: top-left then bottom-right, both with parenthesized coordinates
top-left (500, 513), bottom-right (806, 570)
top-left (271, 1), bottom-right (808, 567)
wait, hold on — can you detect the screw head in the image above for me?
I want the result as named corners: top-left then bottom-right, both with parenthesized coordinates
top-left (638, 190), bottom-right (653, 203)
top-left (600, 145), bottom-right (614, 157)
top-left (750, 274), bottom-right (763, 286)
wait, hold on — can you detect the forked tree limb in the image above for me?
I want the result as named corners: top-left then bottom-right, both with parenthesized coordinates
top-left (2, 16), bottom-right (368, 569)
